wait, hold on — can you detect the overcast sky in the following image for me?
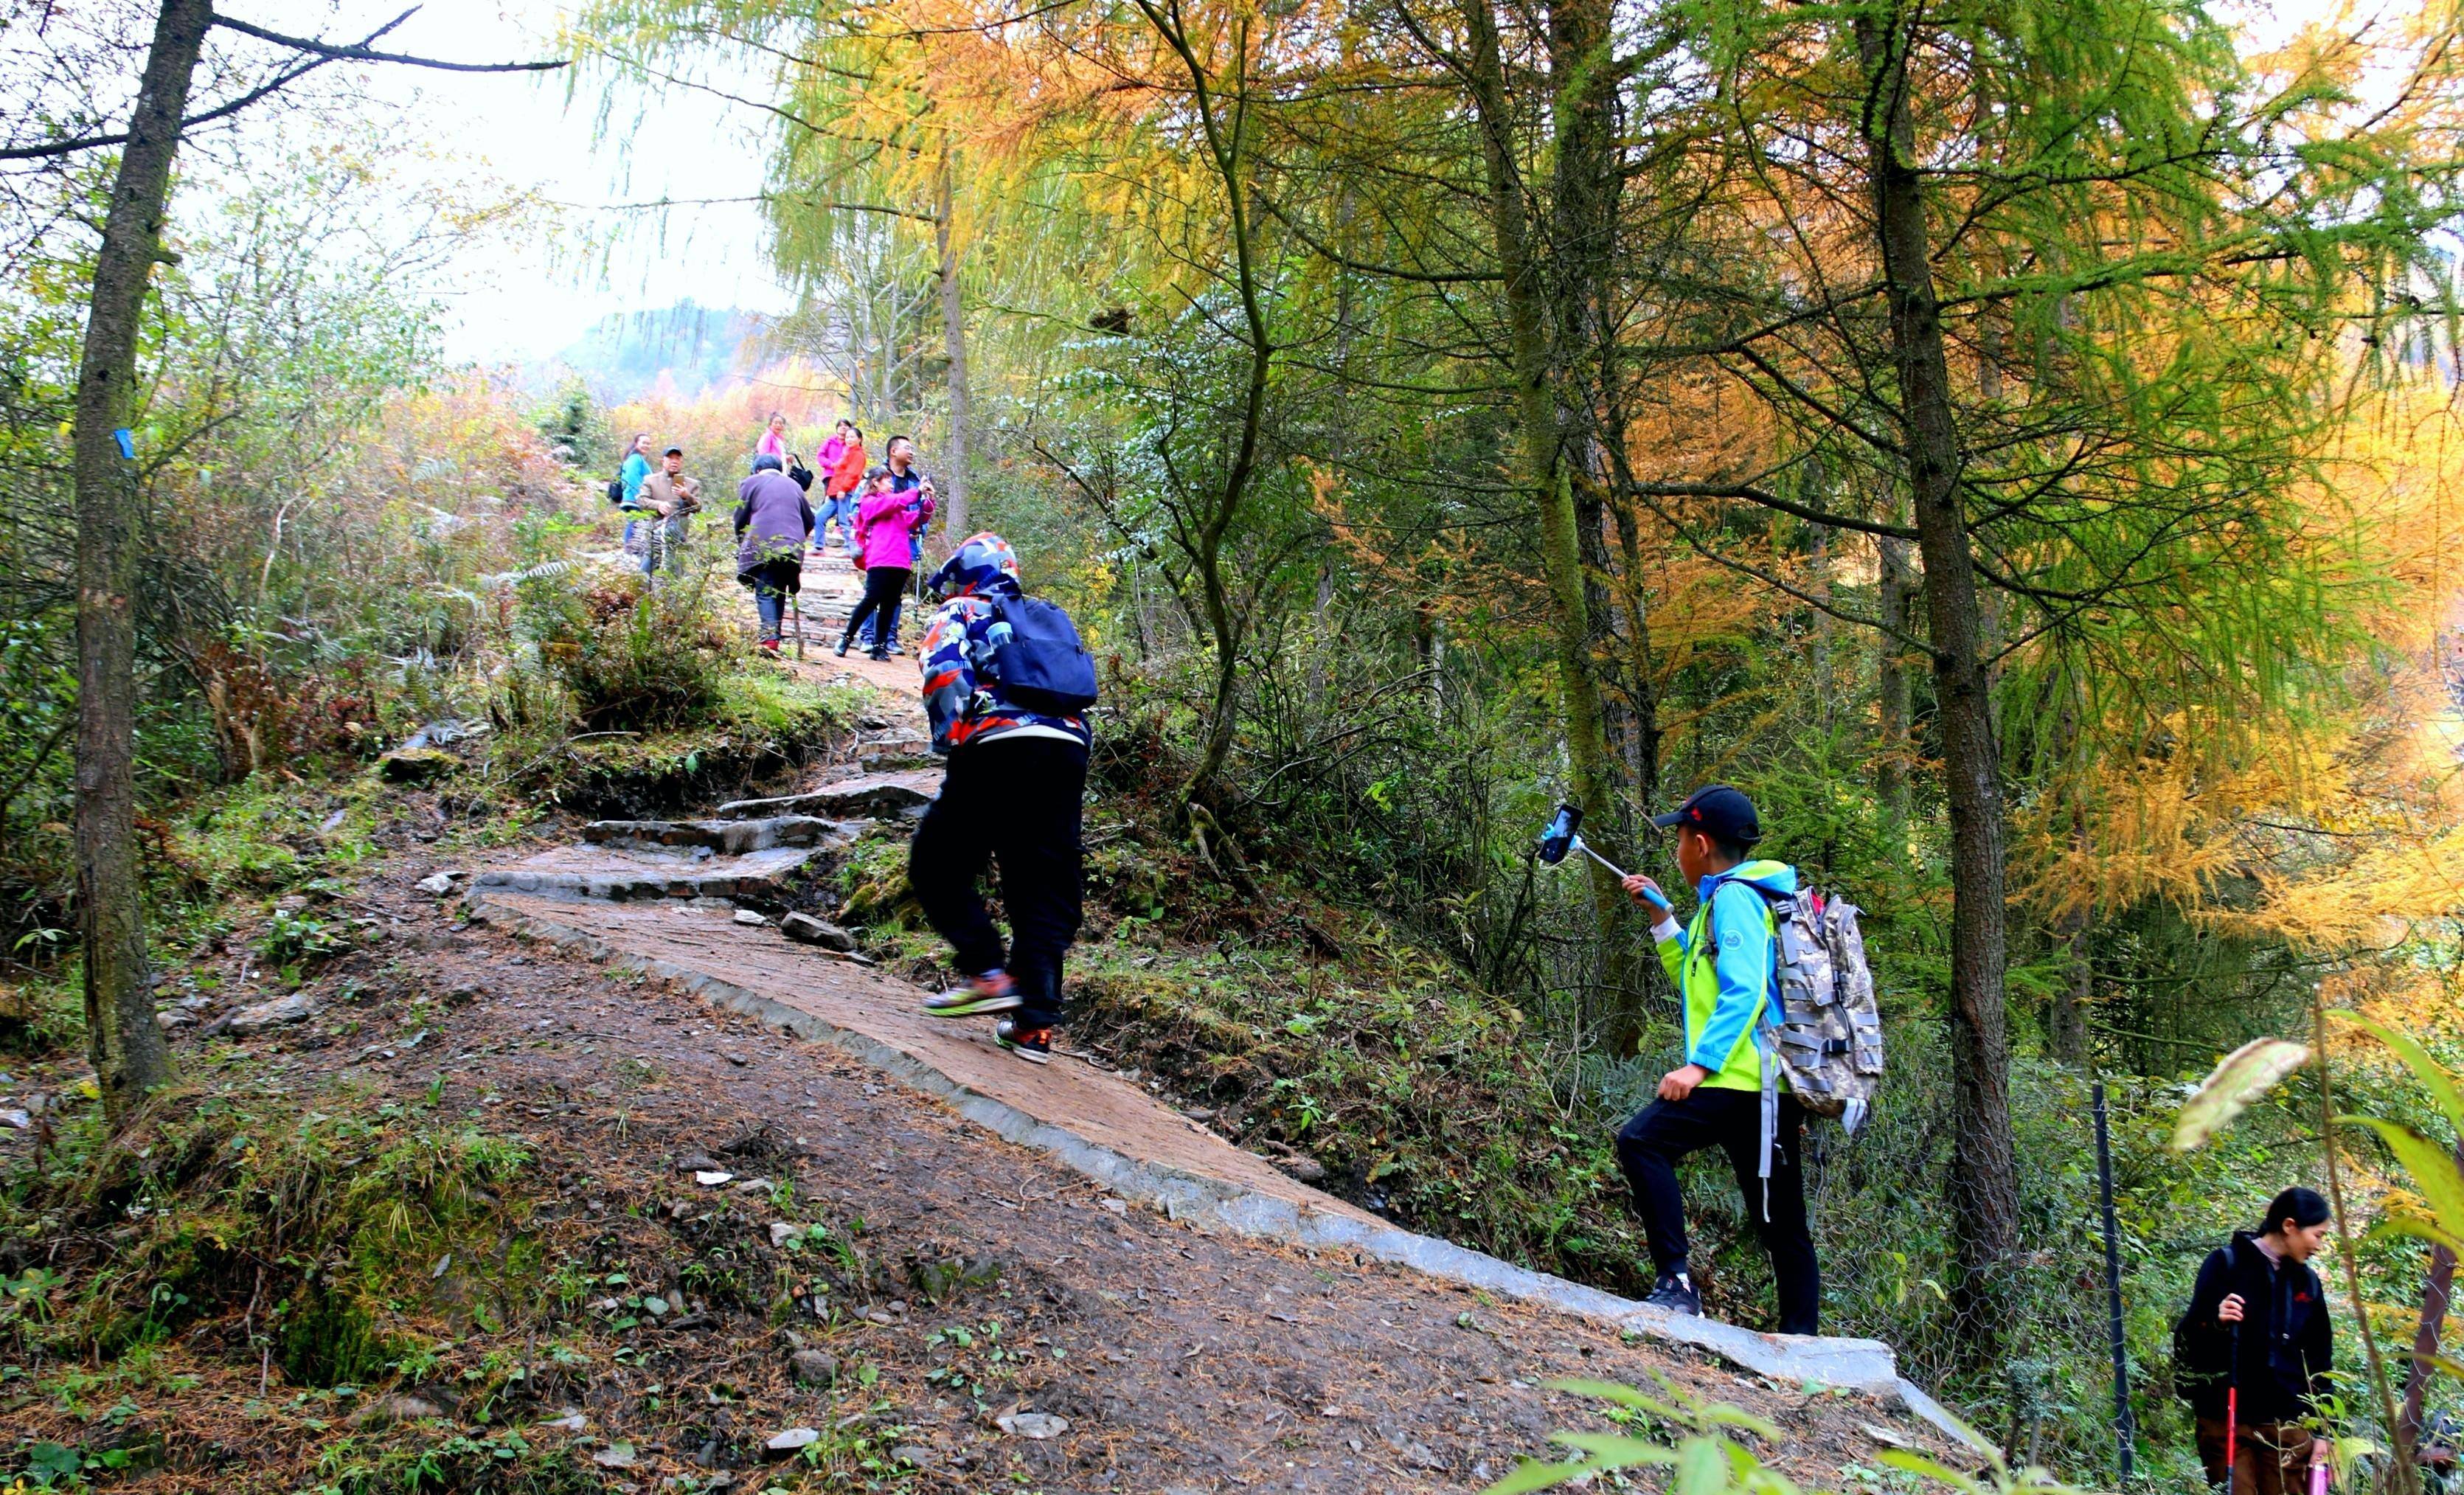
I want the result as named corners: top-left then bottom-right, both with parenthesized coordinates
top-left (247, 0), bottom-right (793, 366)
top-left (235, 0), bottom-right (2355, 369)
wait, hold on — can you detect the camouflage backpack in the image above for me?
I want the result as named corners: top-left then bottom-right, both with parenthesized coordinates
top-left (1749, 889), bottom-right (1884, 1135)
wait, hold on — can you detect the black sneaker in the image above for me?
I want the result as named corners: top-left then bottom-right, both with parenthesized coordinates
top-left (1644, 1272), bottom-right (1700, 1317)
top-left (994, 1019), bottom-right (1051, 1065)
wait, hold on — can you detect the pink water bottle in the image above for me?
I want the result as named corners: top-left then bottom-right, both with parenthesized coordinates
top-left (2311, 1458), bottom-right (2330, 1495)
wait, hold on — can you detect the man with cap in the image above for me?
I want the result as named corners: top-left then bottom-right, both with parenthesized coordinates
top-left (1614, 784), bottom-right (1819, 1333)
top-left (631, 445), bottom-right (701, 577)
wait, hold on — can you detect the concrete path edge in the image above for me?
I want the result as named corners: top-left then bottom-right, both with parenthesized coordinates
top-left (466, 889), bottom-right (1986, 1452)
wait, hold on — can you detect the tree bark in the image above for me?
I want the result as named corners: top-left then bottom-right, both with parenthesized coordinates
top-left (2398, 1142), bottom-right (2464, 1470)
top-left (1875, 528), bottom-right (1915, 833)
top-left (75, 0), bottom-right (208, 1123)
top-left (1859, 13), bottom-right (2021, 1320)
top-left (934, 162), bottom-right (972, 541)
top-left (1460, 0), bottom-right (1633, 1047)
top-left (1131, 2), bottom-right (1271, 816)
top-left (1605, 495), bottom-right (1662, 798)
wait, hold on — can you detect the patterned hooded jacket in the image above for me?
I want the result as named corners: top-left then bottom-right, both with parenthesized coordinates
top-left (918, 533), bottom-right (1093, 756)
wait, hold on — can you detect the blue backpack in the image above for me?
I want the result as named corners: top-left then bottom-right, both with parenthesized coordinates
top-left (990, 597), bottom-right (1098, 715)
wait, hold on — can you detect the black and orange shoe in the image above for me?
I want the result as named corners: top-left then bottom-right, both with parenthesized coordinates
top-left (993, 1018), bottom-right (1052, 1065)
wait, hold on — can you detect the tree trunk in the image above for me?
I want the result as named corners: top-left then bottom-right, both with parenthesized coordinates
top-left (934, 162), bottom-right (972, 541)
top-left (1859, 13), bottom-right (2021, 1322)
top-left (2398, 1142), bottom-right (2464, 1468)
top-left (75, 0), bottom-right (208, 1123)
top-left (1875, 528), bottom-right (1915, 833)
top-left (1131, 3), bottom-right (1270, 816)
top-left (1460, 0), bottom-right (1633, 1048)
top-left (2050, 785), bottom-right (2092, 1062)
top-left (1605, 495), bottom-right (1662, 798)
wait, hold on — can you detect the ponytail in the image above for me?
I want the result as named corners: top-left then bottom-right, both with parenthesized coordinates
top-left (2258, 1186), bottom-right (2330, 1238)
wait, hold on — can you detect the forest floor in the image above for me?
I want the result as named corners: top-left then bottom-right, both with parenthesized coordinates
top-left (0, 543), bottom-right (1960, 1494)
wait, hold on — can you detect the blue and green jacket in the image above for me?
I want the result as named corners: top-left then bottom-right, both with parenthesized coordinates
top-left (1651, 859), bottom-right (1797, 1092)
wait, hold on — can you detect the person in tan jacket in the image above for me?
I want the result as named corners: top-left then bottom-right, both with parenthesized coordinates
top-left (628, 445), bottom-right (701, 576)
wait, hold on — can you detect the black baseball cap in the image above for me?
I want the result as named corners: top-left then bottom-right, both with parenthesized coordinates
top-left (664, 445), bottom-right (683, 456)
top-left (1651, 784), bottom-right (1761, 845)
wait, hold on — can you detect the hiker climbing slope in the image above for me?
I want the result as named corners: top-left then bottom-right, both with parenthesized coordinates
top-left (909, 533), bottom-right (1098, 1065)
top-left (2177, 1187), bottom-right (2336, 1494)
top-left (839, 468), bottom-right (934, 659)
top-left (1614, 783), bottom-right (1820, 1334)
top-left (734, 454), bottom-right (813, 653)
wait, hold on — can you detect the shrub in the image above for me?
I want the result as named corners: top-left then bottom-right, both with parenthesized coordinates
top-left (543, 570), bottom-right (732, 733)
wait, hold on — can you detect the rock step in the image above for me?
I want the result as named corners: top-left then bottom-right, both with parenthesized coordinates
top-left (581, 815), bottom-right (844, 856)
top-left (469, 844), bottom-right (817, 903)
top-left (716, 768), bottom-right (939, 822)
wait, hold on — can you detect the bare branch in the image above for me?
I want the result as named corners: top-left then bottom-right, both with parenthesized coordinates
top-left (209, 10), bottom-right (568, 73)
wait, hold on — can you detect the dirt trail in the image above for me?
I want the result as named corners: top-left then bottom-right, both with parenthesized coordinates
top-left (211, 875), bottom-right (1954, 1492)
top-left (0, 533), bottom-right (1962, 1492)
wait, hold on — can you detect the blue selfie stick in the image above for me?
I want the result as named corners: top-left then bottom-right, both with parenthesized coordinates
top-left (1538, 802), bottom-right (1669, 909)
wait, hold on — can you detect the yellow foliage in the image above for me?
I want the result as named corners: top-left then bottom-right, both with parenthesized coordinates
top-left (2016, 374), bottom-right (2464, 982)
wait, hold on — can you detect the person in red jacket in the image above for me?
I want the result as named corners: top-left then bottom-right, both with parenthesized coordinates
top-left (821, 426), bottom-right (867, 554)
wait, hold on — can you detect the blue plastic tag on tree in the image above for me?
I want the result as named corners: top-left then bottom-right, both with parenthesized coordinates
top-left (112, 429), bottom-right (135, 460)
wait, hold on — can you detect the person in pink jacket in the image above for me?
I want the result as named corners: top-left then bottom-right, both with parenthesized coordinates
top-left (757, 412), bottom-right (794, 462)
top-left (838, 468), bottom-right (937, 659)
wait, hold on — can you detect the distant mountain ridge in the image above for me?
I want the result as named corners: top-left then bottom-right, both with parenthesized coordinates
top-left (539, 301), bottom-right (769, 401)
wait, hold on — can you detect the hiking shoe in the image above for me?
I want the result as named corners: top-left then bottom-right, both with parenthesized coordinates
top-left (994, 1019), bottom-right (1052, 1065)
top-left (758, 638), bottom-right (781, 654)
top-left (833, 637), bottom-right (850, 657)
top-left (1644, 1272), bottom-right (1701, 1317)
top-left (867, 648), bottom-right (893, 661)
top-left (921, 972), bottom-right (1019, 1018)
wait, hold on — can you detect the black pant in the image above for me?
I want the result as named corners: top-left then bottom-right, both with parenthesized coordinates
top-left (909, 737), bottom-right (1086, 1029)
top-left (739, 560), bottom-right (802, 642)
top-left (843, 566), bottom-right (909, 652)
top-left (1615, 1086), bottom-right (1820, 1334)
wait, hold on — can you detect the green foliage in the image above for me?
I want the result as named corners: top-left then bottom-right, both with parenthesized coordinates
top-left (1485, 1374), bottom-right (2074, 1495)
top-left (255, 908), bottom-right (350, 966)
top-left (0, 1090), bottom-right (538, 1391)
top-left (532, 374), bottom-right (611, 469)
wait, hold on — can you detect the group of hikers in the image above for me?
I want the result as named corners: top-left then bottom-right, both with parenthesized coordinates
top-left (611, 413), bottom-right (1094, 1062)
top-left (609, 413), bottom-right (940, 659)
top-left (612, 414), bottom-right (2342, 1494)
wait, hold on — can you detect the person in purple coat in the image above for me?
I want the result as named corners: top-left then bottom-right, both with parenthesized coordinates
top-left (734, 454), bottom-right (813, 653)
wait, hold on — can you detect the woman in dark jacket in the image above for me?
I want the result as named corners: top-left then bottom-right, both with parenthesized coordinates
top-left (2181, 1187), bottom-right (2336, 1494)
top-left (735, 454), bottom-right (813, 652)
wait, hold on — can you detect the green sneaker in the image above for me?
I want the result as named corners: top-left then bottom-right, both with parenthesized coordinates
top-left (921, 972), bottom-right (1019, 1019)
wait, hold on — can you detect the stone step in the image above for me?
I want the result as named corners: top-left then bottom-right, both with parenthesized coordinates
top-left (580, 815), bottom-right (844, 856)
top-left (470, 843), bottom-right (818, 903)
top-left (715, 768), bottom-right (940, 822)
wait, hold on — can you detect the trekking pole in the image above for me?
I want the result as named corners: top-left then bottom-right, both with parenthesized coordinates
top-left (792, 592), bottom-right (806, 659)
top-left (2227, 1318), bottom-right (2241, 1488)
top-left (2094, 1079), bottom-right (2137, 1482)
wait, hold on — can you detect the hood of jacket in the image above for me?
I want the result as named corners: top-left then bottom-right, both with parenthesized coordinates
top-left (931, 531), bottom-right (1023, 601)
top-left (1700, 858), bottom-right (1797, 901)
